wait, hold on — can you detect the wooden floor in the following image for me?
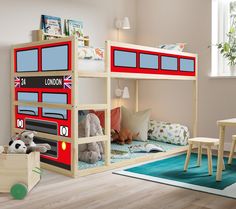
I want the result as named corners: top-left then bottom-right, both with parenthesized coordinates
top-left (1, 168), bottom-right (236, 209)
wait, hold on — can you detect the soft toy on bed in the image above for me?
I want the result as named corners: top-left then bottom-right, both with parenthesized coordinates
top-left (111, 129), bottom-right (139, 145)
top-left (78, 113), bottom-right (105, 164)
top-left (16, 131), bottom-right (51, 153)
top-left (8, 140), bottom-right (27, 154)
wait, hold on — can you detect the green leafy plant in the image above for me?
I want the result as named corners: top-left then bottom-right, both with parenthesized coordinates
top-left (218, 27), bottom-right (236, 66)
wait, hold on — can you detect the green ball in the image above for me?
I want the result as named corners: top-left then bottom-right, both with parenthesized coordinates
top-left (10, 183), bottom-right (28, 200)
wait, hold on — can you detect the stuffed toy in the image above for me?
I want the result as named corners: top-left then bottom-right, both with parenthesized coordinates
top-left (8, 140), bottom-right (27, 154)
top-left (111, 128), bottom-right (139, 145)
top-left (16, 131), bottom-right (51, 153)
top-left (0, 146), bottom-right (4, 154)
top-left (78, 113), bottom-right (105, 164)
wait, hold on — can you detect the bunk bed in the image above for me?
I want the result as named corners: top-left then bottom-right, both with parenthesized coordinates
top-left (11, 36), bottom-right (198, 177)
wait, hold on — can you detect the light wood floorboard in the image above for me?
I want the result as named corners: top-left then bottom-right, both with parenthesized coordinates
top-left (0, 168), bottom-right (236, 209)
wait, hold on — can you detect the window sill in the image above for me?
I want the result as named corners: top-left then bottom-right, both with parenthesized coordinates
top-left (209, 75), bottom-right (236, 79)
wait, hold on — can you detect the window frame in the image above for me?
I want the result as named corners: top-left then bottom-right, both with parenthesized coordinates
top-left (212, 0), bottom-right (233, 77)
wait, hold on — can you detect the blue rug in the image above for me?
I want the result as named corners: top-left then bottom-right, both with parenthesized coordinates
top-left (114, 153), bottom-right (236, 198)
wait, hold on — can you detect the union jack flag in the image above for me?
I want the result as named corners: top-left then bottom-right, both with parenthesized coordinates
top-left (14, 77), bottom-right (20, 88)
top-left (63, 75), bottom-right (72, 89)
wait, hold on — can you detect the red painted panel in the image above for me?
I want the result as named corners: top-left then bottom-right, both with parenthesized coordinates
top-left (40, 141), bottom-right (71, 166)
top-left (14, 41), bottom-right (72, 72)
top-left (111, 46), bottom-right (196, 77)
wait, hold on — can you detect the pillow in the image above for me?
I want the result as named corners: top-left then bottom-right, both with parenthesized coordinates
top-left (121, 106), bottom-right (151, 142)
top-left (158, 43), bottom-right (186, 52)
top-left (78, 47), bottom-right (104, 60)
top-left (90, 107), bottom-right (121, 131)
top-left (148, 120), bottom-right (190, 145)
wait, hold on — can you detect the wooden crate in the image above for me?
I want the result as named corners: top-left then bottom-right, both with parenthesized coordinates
top-left (0, 152), bottom-right (40, 193)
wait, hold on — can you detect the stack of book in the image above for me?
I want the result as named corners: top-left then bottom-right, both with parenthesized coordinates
top-left (41, 15), bottom-right (85, 46)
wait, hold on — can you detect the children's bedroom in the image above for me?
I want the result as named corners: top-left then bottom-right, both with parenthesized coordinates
top-left (1, 0), bottom-right (236, 208)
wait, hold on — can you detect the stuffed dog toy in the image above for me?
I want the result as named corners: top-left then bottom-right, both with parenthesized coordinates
top-left (16, 131), bottom-right (51, 153)
top-left (111, 128), bottom-right (139, 145)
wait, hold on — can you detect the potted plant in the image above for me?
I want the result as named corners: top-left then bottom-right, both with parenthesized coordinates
top-left (217, 26), bottom-right (236, 70)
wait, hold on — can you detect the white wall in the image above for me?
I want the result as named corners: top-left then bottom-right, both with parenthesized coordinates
top-left (0, 0), bottom-right (137, 144)
top-left (136, 0), bottom-right (236, 146)
top-left (2, 0), bottom-right (236, 148)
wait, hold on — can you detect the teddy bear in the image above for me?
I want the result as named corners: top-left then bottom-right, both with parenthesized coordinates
top-left (111, 128), bottom-right (139, 145)
top-left (15, 131), bottom-right (51, 153)
top-left (78, 113), bottom-right (105, 164)
top-left (8, 140), bottom-right (27, 154)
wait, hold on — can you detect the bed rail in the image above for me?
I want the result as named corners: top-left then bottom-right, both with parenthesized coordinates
top-left (107, 41), bottom-right (197, 79)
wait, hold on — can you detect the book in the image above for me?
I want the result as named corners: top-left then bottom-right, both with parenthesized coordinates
top-left (41, 15), bottom-right (62, 36)
top-left (65, 19), bottom-right (84, 46)
top-left (128, 143), bottom-right (165, 153)
top-left (111, 149), bottom-right (130, 159)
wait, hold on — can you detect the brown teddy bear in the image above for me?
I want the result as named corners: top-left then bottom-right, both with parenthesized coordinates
top-left (111, 128), bottom-right (139, 145)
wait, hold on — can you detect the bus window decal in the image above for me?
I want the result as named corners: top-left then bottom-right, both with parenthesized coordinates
top-left (18, 109), bottom-right (37, 115)
top-left (44, 112), bottom-right (65, 119)
top-left (16, 49), bottom-right (38, 72)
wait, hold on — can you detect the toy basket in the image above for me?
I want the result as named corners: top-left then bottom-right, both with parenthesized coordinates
top-left (0, 151), bottom-right (41, 199)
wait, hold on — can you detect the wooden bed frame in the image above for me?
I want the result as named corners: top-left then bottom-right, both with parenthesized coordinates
top-left (11, 36), bottom-right (198, 177)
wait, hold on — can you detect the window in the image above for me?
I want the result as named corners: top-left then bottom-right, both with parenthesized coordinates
top-left (42, 45), bottom-right (68, 71)
top-left (42, 93), bottom-right (67, 120)
top-left (114, 50), bottom-right (136, 68)
top-left (212, 0), bottom-right (235, 76)
top-left (161, 56), bottom-right (178, 71)
top-left (180, 58), bottom-right (195, 72)
top-left (140, 54), bottom-right (158, 69)
top-left (17, 92), bottom-right (38, 116)
top-left (16, 49), bottom-right (38, 72)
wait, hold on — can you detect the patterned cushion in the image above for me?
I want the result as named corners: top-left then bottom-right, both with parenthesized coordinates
top-left (148, 120), bottom-right (189, 145)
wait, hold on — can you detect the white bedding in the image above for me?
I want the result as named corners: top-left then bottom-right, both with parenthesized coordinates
top-left (78, 59), bottom-right (104, 72)
top-left (77, 46), bottom-right (105, 72)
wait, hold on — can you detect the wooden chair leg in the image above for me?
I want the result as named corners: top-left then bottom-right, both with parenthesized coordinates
top-left (207, 146), bottom-right (213, 176)
top-left (217, 145), bottom-right (225, 170)
top-left (184, 144), bottom-right (192, 171)
top-left (228, 139), bottom-right (236, 165)
top-left (197, 144), bottom-right (202, 167)
top-left (222, 157), bottom-right (225, 171)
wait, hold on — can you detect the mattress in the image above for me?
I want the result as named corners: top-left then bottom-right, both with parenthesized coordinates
top-left (78, 140), bottom-right (183, 170)
top-left (78, 59), bottom-right (104, 72)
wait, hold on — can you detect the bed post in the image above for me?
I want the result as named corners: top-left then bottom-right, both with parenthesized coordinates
top-left (193, 55), bottom-right (198, 138)
top-left (135, 80), bottom-right (139, 112)
top-left (105, 40), bottom-right (111, 166)
top-left (11, 47), bottom-right (15, 137)
top-left (71, 36), bottom-right (79, 177)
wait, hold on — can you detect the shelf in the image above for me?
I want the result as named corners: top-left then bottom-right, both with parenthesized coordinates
top-left (78, 135), bottom-right (109, 144)
top-left (43, 33), bottom-right (66, 38)
top-left (14, 101), bottom-right (73, 109)
top-left (14, 71), bottom-right (72, 77)
top-left (77, 104), bottom-right (108, 110)
top-left (78, 71), bottom-right (108, 78)
top-left (14, 128), bottom-right (72, 143)
top-left (111, 72), bottom-right (196, 80)
top-left (42, 32), bottom-right (89, 41)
